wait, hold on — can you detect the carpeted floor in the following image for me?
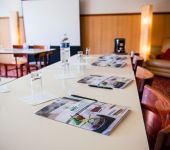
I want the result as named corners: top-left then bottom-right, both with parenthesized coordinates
top-left (152, 75), bottom-right (170, 99)
top-left (0, 65), bottom-right (36, 78)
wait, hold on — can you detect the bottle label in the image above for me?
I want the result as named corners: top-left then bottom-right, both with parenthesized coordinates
top-left (60, 42), bottom-right (70, 63)
top-left (60, 43), bottom-right (70, 48)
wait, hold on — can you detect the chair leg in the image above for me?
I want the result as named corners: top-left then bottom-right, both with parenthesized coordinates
top-left (0, 65), bottom-right (1, 76)
top-left (27, 63), bottom-right (31, 73)
top-left (16, 65), bottom-right (19, 78)
top-left (4, 65), bottom-right (8, 77)
top-left (20, 65), bottom-right (24, 77)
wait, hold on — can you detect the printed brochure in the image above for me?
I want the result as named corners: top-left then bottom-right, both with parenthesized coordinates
top-left (36, 95), bottom-right (130, 135)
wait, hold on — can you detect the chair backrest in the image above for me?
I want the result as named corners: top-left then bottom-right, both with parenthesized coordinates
top-left (136, 66), bottom-right (154, 99)
top-left (142, 85), bottom-right (170, 128)
top-left (132, 55), bottom-right (144, 73)
top-left (13, 45), bottom-right (27, 57)
top-left (142, 108), bottom-right (162, 150)
top-left (154, 124), bottom-right (170, 150)
top-left (136, 66), bottom-right (154, 80)
top-left (142, 85), bottom-right (170, 150)
top-left (32, 45), bottom-right (45, 49)
top-left (0, 54), bottom-right (16, 64)
top-left (13, 45), bottom-right (23, 49)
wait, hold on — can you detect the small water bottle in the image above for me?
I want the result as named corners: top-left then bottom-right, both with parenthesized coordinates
top-left (60, 34), bottom-right (70, 63)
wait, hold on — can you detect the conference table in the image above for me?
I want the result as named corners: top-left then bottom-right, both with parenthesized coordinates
top-left (0, 54), bottom-right (149, 150)
top-left (0, 48), bottom-right (55, 55)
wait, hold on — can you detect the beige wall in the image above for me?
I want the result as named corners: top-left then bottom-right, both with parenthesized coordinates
top-left (80, 0), bottom-right (170, 14)
top-left (0, 0), bottom-right (170, 17)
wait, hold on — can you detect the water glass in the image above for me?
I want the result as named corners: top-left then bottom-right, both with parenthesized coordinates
top-left (85, 48), bottom-right (90, 56)
top-left (77, 51), bottom-right (83, 62)
top-left (63, 61), bottom-right (70, 74)
top-left (30, 71), bottom-right (42, 95)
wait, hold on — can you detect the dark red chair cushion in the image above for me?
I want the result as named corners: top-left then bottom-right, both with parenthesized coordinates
top-left (160, 49), bottom-right (170, 60)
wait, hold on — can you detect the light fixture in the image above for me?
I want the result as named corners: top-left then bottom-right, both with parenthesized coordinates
top-left (139, 5), bottom-right (153, 61)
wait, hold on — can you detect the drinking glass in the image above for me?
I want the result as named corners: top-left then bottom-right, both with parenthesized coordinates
top-left (85, 48), bottom-right (90, 56)
top-left (30, 71), bottom-right (43, 96)
top-left (77, 51), bottom-right (83, 63)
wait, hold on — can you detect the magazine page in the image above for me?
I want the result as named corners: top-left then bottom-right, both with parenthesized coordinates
top-left (78, 75), bottom-right (133, 89)
top-left (77, 75), bottom-right (107, 85)
top-left (92, 54), bottom-right (127, 68)
top-left (98, 76), bottom-right (133, 89)
top-left (36, 96), bottom-right (130, 136)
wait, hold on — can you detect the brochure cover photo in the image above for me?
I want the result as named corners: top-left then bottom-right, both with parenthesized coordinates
top-left (36, 95), bottom-right (129, 135)
top-left (92, 54), bottom-right (127, 68)
top-left (78, 75), bottom-right (133, 89)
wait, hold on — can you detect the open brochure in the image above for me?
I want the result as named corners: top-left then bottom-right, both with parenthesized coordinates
top-left (92, 54), bottom-right (127, 68)
top-left (78, 75), bottom-right (133, 89)
top-left (36, 95), bottom-right (130, 135)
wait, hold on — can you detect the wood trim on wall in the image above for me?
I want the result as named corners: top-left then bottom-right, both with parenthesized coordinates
top-left (80, 14), bottom-right (141, 54)
top-left (80, 13), bottom-right (170, 54)
top-left (80, 12), bottom-right (170, 16)
top-left (80, 13), bottom-right (141, 16)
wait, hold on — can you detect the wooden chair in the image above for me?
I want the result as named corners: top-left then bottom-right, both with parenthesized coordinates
top-left (13, 45), bottom-right (28, 75)
top-left (13, 45), bottom-right (23, 49)
top-left (154, 124), bottom-right (170, 150)
top-left (30, 45), bottom-right (47, 68)
top-left (130, 52), bottom-right (139, 62)
top-left (0, 54), bottom-right (27, 78)
top-left (141, 85), bottom-right (170, 150)
top-left (46, 47), bottom-right (54, 65)
top-left (141, 85), bottom-right (170, 128)
top-left (142, 108), bottom-right (162, 150)
top-left (132, 55), bottom-right (144, 73)
top-left (136, 66), bottom-right (154, 100)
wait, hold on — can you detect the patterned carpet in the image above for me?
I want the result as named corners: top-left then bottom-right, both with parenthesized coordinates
top-left (152, 75), bottom-right (170, 99)
top-left (0, 65), bottom-right (36, 78)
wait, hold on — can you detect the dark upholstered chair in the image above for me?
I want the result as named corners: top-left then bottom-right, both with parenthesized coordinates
top-left (155, 124), bottom-right (170, 150)
top-left (141, 85), bottom-right (170, 150)
top-left (135, 66), bottom-right (154, 100)
top-left (31, 45), bottom-right (46, 68)
top-left (132, 55), bottom-right (144, 73)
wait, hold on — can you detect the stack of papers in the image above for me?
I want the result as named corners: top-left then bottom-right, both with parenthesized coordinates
top-left (78, 75), bottom-right (133, 89)
top-left (36, 95), bottom-right (130, 135)
top-left (92, 54), bottom-right (127, 68)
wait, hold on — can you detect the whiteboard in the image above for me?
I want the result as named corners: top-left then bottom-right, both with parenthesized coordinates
top-left (22, 0), bottom-right (80, 46)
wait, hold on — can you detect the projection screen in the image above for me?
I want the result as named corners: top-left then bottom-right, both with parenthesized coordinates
top-left (22, 0), bottom-right (80, 46)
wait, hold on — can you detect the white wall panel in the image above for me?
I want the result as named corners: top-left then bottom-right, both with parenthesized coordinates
top-left (0, 0), bottom-right (22, 17)
top-left (22, 0), bottom-right (80, 46)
